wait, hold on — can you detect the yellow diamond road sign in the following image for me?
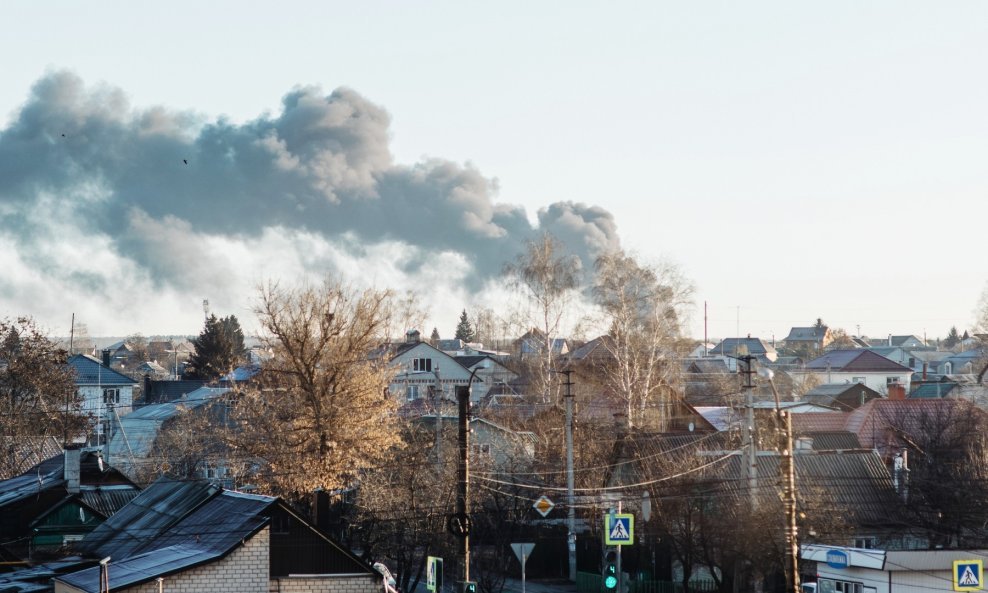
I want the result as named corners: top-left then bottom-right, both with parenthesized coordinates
top-left (533, 495), bottom-right (554, 517)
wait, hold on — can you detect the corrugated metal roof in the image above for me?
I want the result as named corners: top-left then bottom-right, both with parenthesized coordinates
top-left (79, 478), bottom-right (220, 559)
top-left (78, 485), bottom-right (141, 518)
top-left (803, 431), bottom-right (862, 450)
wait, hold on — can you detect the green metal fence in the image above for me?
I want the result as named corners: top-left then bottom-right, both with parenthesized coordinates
top-left (576, 572), bottom-right (718, 593)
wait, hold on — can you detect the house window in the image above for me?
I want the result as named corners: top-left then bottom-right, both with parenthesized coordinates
top-left (819, 580), bottom-right (863, 593)
top-left (852, 377), bottom-right (866, 384)
top-left (854, 537), bottom-right (875, 549)
top-left (944, 362), bottom-right (952, 375)
top-left (102, 388), bottom-right (120, 405)
top-left (413, 358), bottom-right (432, 372)
top-left (472, 443), bottom-right (491, 458)
top-left (886, 377), bottom-right (900, 385)
top-left (407, 385), bottom-right (420, 401)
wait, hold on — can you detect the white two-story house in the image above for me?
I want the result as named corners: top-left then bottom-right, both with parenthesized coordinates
top-left (67, 354), bottom-right (137, 444)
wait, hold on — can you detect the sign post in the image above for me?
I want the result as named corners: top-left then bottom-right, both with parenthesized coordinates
top-left (511, 543), bottom-right (536, 593)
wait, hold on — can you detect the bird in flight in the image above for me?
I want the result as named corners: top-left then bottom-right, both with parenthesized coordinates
top-left (183, 159), bottom-right (188, 165)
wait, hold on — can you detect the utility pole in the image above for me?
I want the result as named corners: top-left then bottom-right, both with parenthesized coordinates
top-left (740, 352), bottom-right (757, 507)
top-left (763, 369), bottom-right (799, 593)
top-left (561, 369), bottom-right (577, 582)
top-left (455, 384), bottom-right (471, 586)
top-left (779, 408), bottom-right (799, 593)
top-left (434, 366), bottom-right (443, 467)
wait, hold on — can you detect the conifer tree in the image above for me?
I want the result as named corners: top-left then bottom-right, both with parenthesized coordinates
top-left (186, 314), bottom-right (247, 379)
top-left (454, 309), bottom-right (476, 342)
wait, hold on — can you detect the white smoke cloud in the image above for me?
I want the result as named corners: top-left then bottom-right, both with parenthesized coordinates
top-left (0, 72), bottom-right (621, 334)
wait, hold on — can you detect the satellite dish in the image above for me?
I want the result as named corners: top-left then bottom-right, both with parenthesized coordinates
top-left (688, 422), bottom-right (695, 432)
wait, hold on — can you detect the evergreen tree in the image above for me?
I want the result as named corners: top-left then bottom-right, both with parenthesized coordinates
top-left (944, 326), bottom-right (961, 349)
top-left (429, 327), bottom-right (440, 345)
top-left (186, 314), bottom-right (247, 379)
top-left (454, 310), bottom-right (475, 342)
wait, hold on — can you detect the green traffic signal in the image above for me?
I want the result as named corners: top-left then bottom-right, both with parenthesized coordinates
top-left (602, 548), bottom-right (619, 592)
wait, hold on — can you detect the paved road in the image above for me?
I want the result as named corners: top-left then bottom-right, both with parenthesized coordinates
top-left (501, 578), bottom-right (577, 593)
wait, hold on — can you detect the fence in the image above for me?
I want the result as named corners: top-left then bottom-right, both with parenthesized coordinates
top-left (576, 572), bottom-right (718, 593)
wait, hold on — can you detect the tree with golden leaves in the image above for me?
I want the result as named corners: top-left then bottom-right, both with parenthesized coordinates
top-left (229, 280), bottom-right (402, 502)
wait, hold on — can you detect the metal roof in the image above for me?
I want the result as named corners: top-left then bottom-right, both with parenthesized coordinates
top-left (107, 388), bottom-right (228, 462)
top-left (805, 349), bottom-right (911, 372)
top-left (909, 382), bottom-right (958, 399)
top-left (784, 326), bottom-right (828, 341)
top-left (67, 355), bottom-right (137, 386)
top-left (79, 478), bottom-right (221, 559)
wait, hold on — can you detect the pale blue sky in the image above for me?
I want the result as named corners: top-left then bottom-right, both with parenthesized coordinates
top-left (3, 1), bottom-right (987, 341)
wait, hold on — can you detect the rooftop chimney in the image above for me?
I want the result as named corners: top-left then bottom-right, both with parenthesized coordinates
top-left (888, 383), bottom-right (906, 400)
top-left (405, 329), bottom-right (421, 344)
top-left (101, 348), bottom-right (111, 368)
top-left (64, 446), bottom-right (81, 494)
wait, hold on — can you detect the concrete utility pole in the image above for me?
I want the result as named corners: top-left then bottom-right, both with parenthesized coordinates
top-left (739, 353), bottom-right (757, 508)
top-left (762, 368), bottom-right (800, 593)
top-left (456, 384), bottom-right (471, 585)
top-left (561, 369), bottom-right (576, 582)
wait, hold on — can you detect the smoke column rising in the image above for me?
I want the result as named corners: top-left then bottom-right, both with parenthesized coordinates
top-left (0, 72), bottom-right (620, 333)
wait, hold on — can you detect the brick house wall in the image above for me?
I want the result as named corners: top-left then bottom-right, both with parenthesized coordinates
top-left (270, 574), bottom-right (380, 593)
top-left (55, 528), bottom-right (271, 593)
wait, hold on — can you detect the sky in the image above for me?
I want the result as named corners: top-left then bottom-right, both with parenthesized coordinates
top-left (2, 1), bottom-right (987, 343)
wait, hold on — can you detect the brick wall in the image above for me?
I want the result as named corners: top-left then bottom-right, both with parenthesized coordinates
top-left (116, 527), bottom-right (270, 593)
top-left (270, 574), bottom-right (381, 593)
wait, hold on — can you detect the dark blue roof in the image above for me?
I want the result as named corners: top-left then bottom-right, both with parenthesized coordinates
top-left (67, 355), bottom-right (137, 386)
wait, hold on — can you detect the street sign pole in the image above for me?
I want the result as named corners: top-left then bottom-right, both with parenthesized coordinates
top-left (511, 543), bottom-right (536, 593)
top-left (616, 501), bottom-right (622, 593)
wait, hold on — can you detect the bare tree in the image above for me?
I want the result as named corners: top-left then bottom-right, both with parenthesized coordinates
top-left (592, 251), bottom-right (693, 428)
top-left (0, 317), bottom-right (85, 477)
top-left (878, 399), bottom-right (988, 547)
top-left (350, 425), bottom-right (456, 593)
top-left (227, 280), bottom-right (402, 503)
top-left (503, 233), bottom-right (581, 403)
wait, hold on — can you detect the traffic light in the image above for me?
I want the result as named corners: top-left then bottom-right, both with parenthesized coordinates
top-left (602, 548), bottom-right (618, 593)
top-left (462, 581), bottom-right (477, 593)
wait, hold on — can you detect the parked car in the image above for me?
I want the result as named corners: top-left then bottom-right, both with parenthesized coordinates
top-left (802, 583), bottom-right (817, 593)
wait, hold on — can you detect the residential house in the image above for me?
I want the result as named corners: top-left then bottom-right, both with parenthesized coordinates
top-left (387, 332), bottom-right (514, 406)
top-left (0, 448), bottom-right (140, 563)
top-left (682, 357), bottom-right (736, 406)
top-left (54, 478), bottom-right (381, 593)
top-left (604, 430), bottom-right (913, 582)
top-left (802, 383), bottom-right (882, 411)
top-left (793, 349), bottom-right (913, 393)
top-left (707, 336), bottom-right (779, 366)
top-left (783, 325), bottom-right (832, 353)
top-left (68, 355), bottom-right (138, 445)
top-left (106, 387), bottom-right (231, 483)
top-left (514, 328), bottom-right (569, 357)
top-left (868, 335), bottom-right (927, 349)
top-left (410, 416), bottom-right (538, 466)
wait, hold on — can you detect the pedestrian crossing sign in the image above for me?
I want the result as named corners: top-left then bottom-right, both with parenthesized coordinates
top-left (954, 559), bottom-right (984, 592)
top-left (604, 513), bottom-right (634, 546)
